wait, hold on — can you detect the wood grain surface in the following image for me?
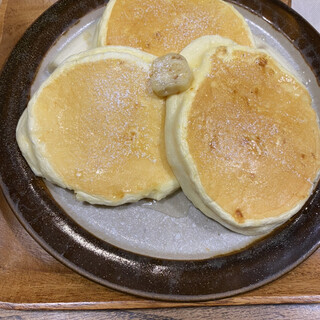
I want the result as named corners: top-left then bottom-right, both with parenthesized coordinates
top-left (0, 304), bottom-right (320, 320)
top-left (0, 0), bottom-right (319, 315)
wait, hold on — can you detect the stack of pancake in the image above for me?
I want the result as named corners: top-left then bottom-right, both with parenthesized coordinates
top-left (16, 0), bottom-right (320, 235)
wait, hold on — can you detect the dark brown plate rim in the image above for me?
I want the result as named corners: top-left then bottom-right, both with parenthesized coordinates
top-left (0, 0), bottom-right (320, 301)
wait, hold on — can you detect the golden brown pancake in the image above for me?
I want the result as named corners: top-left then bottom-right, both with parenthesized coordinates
top-left (97, 0), bottom-right (254, 55)
top-left (17, 47), bottom-right (178, 205)
top-left (166, 36), bottom-right (320, 234)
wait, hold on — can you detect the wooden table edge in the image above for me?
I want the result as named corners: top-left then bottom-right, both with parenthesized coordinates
top-left (0, 0), bottom-right (8, 44)
top-left (1, 295), bottom-right (320, 311)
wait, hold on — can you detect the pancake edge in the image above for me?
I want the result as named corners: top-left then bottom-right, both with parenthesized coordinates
top-left (96, 0), bottom-right (117, 47)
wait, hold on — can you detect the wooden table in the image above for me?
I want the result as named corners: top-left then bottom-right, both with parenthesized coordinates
top-left (1, 0), bottom-right (320, 319)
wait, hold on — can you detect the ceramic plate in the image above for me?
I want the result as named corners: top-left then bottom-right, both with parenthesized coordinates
top-left (0, 0), bottom-right (320, 301)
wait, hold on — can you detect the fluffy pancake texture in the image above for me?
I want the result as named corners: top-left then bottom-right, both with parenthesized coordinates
top-left (166, 36), bottom-right (320, 235)
top-left (17, 46), bottom-right (178, 205)
top-left (97, 0), bottom-right (254, 55)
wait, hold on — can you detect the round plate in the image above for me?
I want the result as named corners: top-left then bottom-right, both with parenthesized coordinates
top-left (1, 0), bottom-right (320, 301)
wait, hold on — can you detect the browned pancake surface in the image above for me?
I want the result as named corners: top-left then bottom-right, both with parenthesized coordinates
top-left (104, 0), bottom-right (253, 55)
top-left (187, 49), bottom-right (320, 222)
top-left (33, 58), bottom-right (174, 201)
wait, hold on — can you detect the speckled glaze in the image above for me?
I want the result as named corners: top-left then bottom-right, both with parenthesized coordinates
top-left (0, 0), bottom-right (320, 301)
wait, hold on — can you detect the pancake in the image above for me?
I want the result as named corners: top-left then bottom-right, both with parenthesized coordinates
top-left (166, 36), bottom-right (320, 235)
top-left (96, 0), bottom-right (254, 56)
top-left (17, 46), bottom-right (178, 205)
